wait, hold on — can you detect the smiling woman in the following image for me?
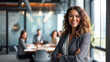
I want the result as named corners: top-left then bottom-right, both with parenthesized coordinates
top-left (52, 6), bottom-right (91, 62)
top-left (68, 9), bottom-right (80, 28)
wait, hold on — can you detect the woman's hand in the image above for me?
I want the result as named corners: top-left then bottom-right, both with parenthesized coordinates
top-left (27, 44), bottom-right (31, 48)
top-left (74, 48), bottom-right (80, 55)
top-left (57, 53), bottom-right (62, 59)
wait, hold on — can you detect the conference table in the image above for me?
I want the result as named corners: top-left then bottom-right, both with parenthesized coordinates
top-left (24, 43), bottom-right (56, 53)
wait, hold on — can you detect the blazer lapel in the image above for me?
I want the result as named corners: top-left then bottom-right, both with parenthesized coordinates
top-left (68, 36), bottom-right (80, 55)
top-left (60, 34), bottom-right (69, 53)
top-left (68, 36), bottom-right (76, 51)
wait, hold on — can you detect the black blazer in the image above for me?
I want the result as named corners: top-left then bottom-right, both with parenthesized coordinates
top-left (52, 33), bottom-right (91, 62)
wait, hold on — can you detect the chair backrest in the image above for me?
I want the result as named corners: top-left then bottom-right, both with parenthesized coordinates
top-left (13, 46), bottom-right (19, 59)
top-left (13, 46), bottom-right (18, 52)
top-left (13, 45), bottom-right (30, 61)
top-left (34, 50), bottom-right (50, 62)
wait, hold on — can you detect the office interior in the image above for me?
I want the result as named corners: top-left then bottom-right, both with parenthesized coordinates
top-left (0, 0), bottom-right (110, 62)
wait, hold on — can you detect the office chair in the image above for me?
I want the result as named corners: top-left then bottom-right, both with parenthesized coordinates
top-left (34, 50), bottom-right (51, 62)
top-left (13, 45), bottom-right (29, 62)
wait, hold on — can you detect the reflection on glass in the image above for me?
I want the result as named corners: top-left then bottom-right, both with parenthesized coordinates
top-left (94, 49), bottom-right (106, 62)
top-left (94, 0), bottom-right (106, 48)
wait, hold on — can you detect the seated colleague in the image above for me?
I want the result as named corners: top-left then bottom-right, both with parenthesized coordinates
top-left (33, 29), bottom-right (44, 44)
top-left (18, 30), bottom-right (34, 62)
top-left (51, 30), bottom-right (60, 45)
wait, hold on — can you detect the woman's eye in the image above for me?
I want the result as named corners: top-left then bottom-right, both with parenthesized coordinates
top-left (69, 15), bottom-right (72, 17)
top-left (76, 15), bottom-right (79, 17)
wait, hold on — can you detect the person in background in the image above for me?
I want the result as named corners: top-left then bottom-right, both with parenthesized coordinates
top-left (18, 30), bottom-right (34, 62)
top-left (58, 30), bottom-right (63, 37)
top-left (51, 30), bottom-right (60, 45)
top-left (33, 29), bottom-right (44, 44)
top-left (52, 6), bottom-right (91, 62)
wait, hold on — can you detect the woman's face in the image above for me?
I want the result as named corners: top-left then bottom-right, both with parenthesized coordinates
top-left (52, 31), bottom-right (57, 38)
top-left (22, 32), bottom-right (27, 39)
top-left (68, 9), bottom-right (80, 28)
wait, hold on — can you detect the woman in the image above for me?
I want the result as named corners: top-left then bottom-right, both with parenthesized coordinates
top-left (18, 30), bottom-right (34, 62)
top-left (52, 6), bottom-right (91, 62)
top-left (51, 30), bottom-right (60, 45)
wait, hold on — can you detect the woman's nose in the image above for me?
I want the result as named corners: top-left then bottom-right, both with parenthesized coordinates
top-left (72, 16), bottom-right (76, 20)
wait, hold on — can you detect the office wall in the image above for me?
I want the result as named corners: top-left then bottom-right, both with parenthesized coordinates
top-left (8, 11), bottom-right (24, 46)
top-left (0, 11), bottom-right (58, 46)
top-left (0, 11), bottom-right (6, 46)
top-left (0, 11), bottom-right (24, 46)
top-left (0, 1), bottom-right (68, 50)
top-left (26, 11), bottom-right (57, 44)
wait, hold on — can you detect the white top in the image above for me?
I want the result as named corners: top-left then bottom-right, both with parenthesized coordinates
top-left (56, 37), bottom-right (60, 45)
top-left (52, 37), bottom-right (60, 45)
top-left (37, 35), bottom-right (41, 42)
top-left (62, 34), bottom-right (70, 55)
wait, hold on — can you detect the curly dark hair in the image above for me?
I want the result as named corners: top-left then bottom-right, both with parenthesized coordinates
top-left (62, 6), bottom-right (91, 37)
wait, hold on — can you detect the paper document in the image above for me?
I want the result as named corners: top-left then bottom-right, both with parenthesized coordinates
top-left (44, 44), bottom-right (51, 47)
top-left (28, 44), bottom-right (36, 49)
top-left (28, 46), bottom-right (36, 49)
top-left (24, 48), bottom-right (33, 51)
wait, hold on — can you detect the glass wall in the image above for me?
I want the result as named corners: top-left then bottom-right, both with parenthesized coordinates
top-left (8, 11), bottom-right (24, 46)
top-left (94, 49), bottom-right (106, 62)
top-left (93, 0), bottom-right (106, 48)
top-left (0, 0), bottom-right (68, 51)
top-left (92, 0), bottom-right (106, 62)
top-left (26, 0), bottom-right (68, 44)
top-left (0, 11), bottom-right (6, 53)
top-left (26, 10), bottom-right (67, 44)
top-left (26, 11), bottom-right (58, 43)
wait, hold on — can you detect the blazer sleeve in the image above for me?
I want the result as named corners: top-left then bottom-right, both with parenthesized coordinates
top-left (20, 39), bottom-right (27, 49)
top-left (59, 33), bottom-right (91, 62)
top-left (51, 37), bottom-right (62, 62)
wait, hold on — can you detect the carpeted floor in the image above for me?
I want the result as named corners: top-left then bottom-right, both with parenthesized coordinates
top-left (0, 51), bottom-right (94, 62)
top-left (0, 52), bottom-right (29, 62)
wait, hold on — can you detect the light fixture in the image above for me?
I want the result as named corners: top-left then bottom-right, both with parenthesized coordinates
top-left (12, 24), bottom-right (20, 31)
top-left (43, 7), bottom-right (54, 22)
